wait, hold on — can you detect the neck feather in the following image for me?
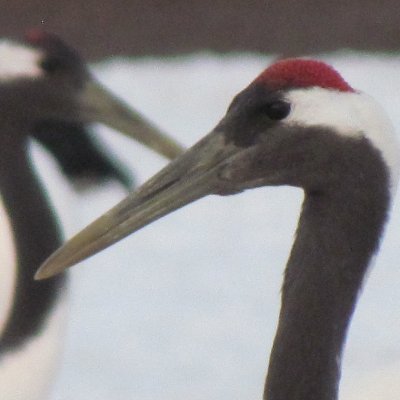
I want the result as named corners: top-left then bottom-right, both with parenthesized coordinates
top-left (0, 140), bottom-right (66, 353)
top-left (264, 147), bottom-right (391, 400)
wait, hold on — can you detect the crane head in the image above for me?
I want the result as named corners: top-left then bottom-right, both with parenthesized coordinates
top-left (35, 58), bottom-right (399, 279)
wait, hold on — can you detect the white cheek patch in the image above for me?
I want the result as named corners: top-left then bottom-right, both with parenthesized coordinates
top-left (285, 87), bottom-right (400, 192)
top-left (0, 40), bottom-right (43, 82)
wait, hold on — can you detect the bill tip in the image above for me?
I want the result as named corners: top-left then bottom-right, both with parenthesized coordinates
top-left (34, 266), bottom-right (50, 280)
top-left (34, 262), bottom-right (57, 280)
top-left (35, 256), bottom-right (67, 280)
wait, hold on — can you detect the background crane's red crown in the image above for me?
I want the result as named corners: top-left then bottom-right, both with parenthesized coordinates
top-left (24, 29), bottom-right (65, 50)
top-left (255, 59), bottom-right (354, 92)
top-left (24, 28), bottom-right (51, 45)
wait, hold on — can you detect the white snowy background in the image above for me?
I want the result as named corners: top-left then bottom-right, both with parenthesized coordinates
top-left (31, 52), bottom-right (400, 400)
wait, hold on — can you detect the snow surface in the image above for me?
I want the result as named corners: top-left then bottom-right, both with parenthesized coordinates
top-left (31, 52), bottom-right (400, 400)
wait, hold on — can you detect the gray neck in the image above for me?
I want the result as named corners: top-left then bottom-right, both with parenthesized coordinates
top-left (263, 147), bottom-right (391, 399)
top-left (0, 138), bottom-right (66, 353)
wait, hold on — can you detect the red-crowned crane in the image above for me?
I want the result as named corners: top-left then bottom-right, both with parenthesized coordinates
top-left (36, 59), bottom-right (399, 400)
top-left (0, 30), bottom-right (183, 400)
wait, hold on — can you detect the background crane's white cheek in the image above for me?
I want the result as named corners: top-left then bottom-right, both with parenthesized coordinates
top-left (0, 40), bottom-right (43, 82)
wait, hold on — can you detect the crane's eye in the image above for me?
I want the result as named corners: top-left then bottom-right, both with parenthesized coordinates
top-left (264, 101), bottom-right (291, 120)
top-left (40, 57), bottom-right (65, 74)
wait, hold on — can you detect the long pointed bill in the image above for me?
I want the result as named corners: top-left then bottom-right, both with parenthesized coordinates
top-left (35, 129), bottom-right (240, 280)
top-left (81, 79), bottom-right (184, 160)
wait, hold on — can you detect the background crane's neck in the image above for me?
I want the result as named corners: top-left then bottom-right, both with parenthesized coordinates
top-left (0, 137), bottom-right (67, 354)
top-left (263, 142), bottom-right (392, 400)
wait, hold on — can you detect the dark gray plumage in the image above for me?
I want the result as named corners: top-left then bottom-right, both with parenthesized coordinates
top-left (33, 120), bottom-right (134, 189)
